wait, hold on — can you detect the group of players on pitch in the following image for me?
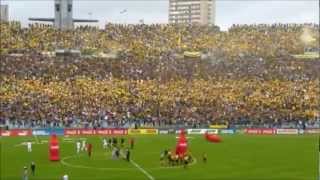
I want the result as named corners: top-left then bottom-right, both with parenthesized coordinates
top-left (75, 137), bottom-right (134, 161)
top-left (160, 150), bottom-right (208, 168)
top-left (75, 139), bottom-right (93, 156)
top-left (103, 137), bottom-right (134, 161)
top-left (160, 150), bottom-right (192, 168)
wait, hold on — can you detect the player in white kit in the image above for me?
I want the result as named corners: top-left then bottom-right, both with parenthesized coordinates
top-left (27, 141), bottom-right (32, 152)
top-left (81, 140), bottom-right (86, 151)
top-left (76, 140), bottom-right (81, 154)
top-left (103, 138), bottom-right (108, 149)
top-left (62, 174), bottom-right (69, 180)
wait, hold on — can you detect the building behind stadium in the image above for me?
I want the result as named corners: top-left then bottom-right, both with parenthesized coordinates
top-left (169, 0), bottom-right (216, 25)
top-left (0, 4), bottom-right (9, 22)
top-left (29, 0), bottom-right (98, 30)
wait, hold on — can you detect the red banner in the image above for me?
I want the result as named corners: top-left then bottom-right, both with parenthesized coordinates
top-left (245, 128), bottom-right (276, 135)
top-left (64, 128), bottom-right (128, 136)
top-left (0, 129), bottom-right (32, 137)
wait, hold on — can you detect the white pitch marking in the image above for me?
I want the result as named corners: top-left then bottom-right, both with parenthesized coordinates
top-left (130, 159), bottom-right (155, 180)
top-left (14, 141), bottom-right (47, 147)
top-left (120, 151), bottom-right (155, 180)
top-left (60, 155), bottom-right (135, 171)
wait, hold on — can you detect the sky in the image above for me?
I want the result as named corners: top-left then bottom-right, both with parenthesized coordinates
top-left (1, 0), bottom-right (319, 30)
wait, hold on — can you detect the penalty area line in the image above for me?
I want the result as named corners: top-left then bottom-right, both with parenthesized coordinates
top-left (129, 159), bottom-right (155, 180)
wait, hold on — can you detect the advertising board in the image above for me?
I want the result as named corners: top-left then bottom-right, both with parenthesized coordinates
top-left (187, 129), bottom-right (218, 134)
top-left (0, 129), bottom-right (32, 137)
top-left (245, 128), bottom-right (276, 135)
top-left (64, 128), bottom-right (128, 136)
top-left (209, 125), bottom-right (228, 129)
top-left (32, 128), bottom-right (64, 136)
top-left (276, 129), bottom-right (299, 135)
top-left (304, 129), bottom-right (320, 134)
top-left (219, 129), bottom-right (235, 134)
top-left (128, 128), bottom-right (158, 135)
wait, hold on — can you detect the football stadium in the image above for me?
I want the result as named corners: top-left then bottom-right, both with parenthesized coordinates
top-left (0, 1), bottom-right (319, 180)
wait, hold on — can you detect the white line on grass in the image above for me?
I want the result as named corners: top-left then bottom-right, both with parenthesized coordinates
top-left (120, 151), bottom-right (155, 180)
top-left (60, 155), bottom-right (135, 171)
top-left (129, 159), bottom-right (155, 180)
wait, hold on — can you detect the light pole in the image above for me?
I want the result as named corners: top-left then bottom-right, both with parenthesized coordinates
top-left (88, 12), bottom-right (92, 20)
top-left (120, 9), bottom-right (128, 24)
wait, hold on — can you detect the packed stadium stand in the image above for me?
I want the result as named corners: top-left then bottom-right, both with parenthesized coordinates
top-left (0, 22), bottom-right (319, 129)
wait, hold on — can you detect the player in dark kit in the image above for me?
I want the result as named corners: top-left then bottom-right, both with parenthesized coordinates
top-left (87, 143), bottom-right (93, 158)
top-left (202, 153), bottom-right (207, 163)
top-left (115, 147), bottom-right (120, 158)
top-left (164, 149), bottom-right (168, 156)
top-left (174, 154), bottom-right (179, 166)
top-left (160, 151), bottom-right (165, 165)
top-left (183, 155), bottom-right (189, 169)
top-left (129, 138), bottom-right (134, 149)
top-left (113, 137), bottom-right (118, 147)
top-left (125, 148), bottom-right (130, 161)
top-left (108, 138), bottom-right (112, 149)
top-left (121, 138), bottom-right (125, 147)
top-left (169, 153), bottom-right (175, 166)
top-left (167, 151), bottom-right (172, 166)
top-left (30, 161), bottom-right (36, 176)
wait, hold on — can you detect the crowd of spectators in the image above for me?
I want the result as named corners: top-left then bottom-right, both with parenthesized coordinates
top-left (0, 22), bottom-right (319, 129)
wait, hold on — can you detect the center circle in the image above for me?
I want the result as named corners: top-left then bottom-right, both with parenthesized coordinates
top-left (61, 152), bottom-right (197, 171)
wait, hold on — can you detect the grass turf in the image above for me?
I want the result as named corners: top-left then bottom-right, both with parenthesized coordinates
top-left (0, 134), bottom-right (318, 180)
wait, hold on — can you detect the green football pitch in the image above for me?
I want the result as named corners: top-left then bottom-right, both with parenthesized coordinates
top-left (0, 134), bottom-right (318, 180)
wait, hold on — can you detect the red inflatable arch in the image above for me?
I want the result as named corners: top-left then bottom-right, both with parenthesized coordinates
top-left (204, 132), bottom-right (222, 143)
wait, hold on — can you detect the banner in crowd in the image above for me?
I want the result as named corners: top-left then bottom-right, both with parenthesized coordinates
top-left (158, 130), bottom-right (169, 134)
top-left (210, 125), bottom-right (228, 129)
top-left (219, 129), bottom-right (235, 134)
top-left (158, 128), bottom-right (178, 135)
top-left (0, 129), bottom-right (32, 137)
top-left (64, 128), bottom-right (128, 136)
top-left (304, 129), bottom-right (320, 134)
top-left (245, 128), bottom-right (276, 135)
top-left (276, 129), bottom-right (299, 135)
top-left (236, 129), bottom-right (245, 134)
top-left (32, 128), bottom-right (64, 136)
top-left (3, 127), bottom-right (317, 137)
top-left (168, 129), bottom-right (177, 134)
top-left (128, 128), bottom-right (158, 135)
top-left (187, 129), bottom-right (218, 134)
